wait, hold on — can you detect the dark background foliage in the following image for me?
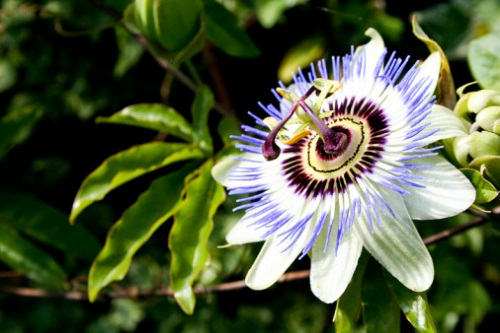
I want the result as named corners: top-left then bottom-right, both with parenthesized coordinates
top-left (0, 0), bottom-right (498, 332)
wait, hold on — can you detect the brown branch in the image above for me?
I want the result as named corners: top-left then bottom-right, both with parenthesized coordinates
top-left (423, 215), bottom-right (491, 246)
top-left (0, 270), bottom-right (310, 301)
top-left (0, 210), bottom-right (496, 301)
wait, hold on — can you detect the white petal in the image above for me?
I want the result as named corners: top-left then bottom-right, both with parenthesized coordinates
top-left (245, 219), bottom-right (315, 290)
top-left (310, 228), bottom-right (363, 303)
top-left (353, 187), bottom-right (434, 292)
top-left (211, 153), bottom-right (240, 187)
top-left (211, 153), bottom-right (260, 187)
top-left (414, 52), bottom-right (441, 96)
top-left (418, 105), bottom-right (470, 145)
top-left (361, 28), bottom-right (385, 75)
top-left (226, 217), bottom-right (266, 245)
top-left (403, 155), bottom-right (475, 220)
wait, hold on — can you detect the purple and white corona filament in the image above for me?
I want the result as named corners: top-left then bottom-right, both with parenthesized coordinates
top-left (212, 28), bottom-right (475, 303)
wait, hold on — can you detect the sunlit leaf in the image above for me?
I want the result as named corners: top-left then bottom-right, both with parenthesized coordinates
top-left (362, 263), bottom-right (400, 333)
top-left (71, 142), bottom-right (204, 222)
top-left (385, 273), bottom-right (437, 333)
top-left (0, 193), bottom-right (100, 262)
top-left (204, 0), bottom-right (260, 58)
top-left (87, 164), bottom-right (197, 302)
top-left (169, 159), bottom-right (225, 314)
top-left (468, 32), bottom-right (500, 91)
top-left (412, 15), bottom-right (456, 109)
top-left (97, 104), bottom-right (196, 142)
top-left (461, 168), bottom-right (499, 204)
top-left (0, 224), bottom-right (66, 290)
top-left (191, 85), bottom-right (214, 154)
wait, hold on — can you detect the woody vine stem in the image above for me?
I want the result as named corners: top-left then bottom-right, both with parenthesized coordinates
top-left (0, 208), bottom-right (497, 301)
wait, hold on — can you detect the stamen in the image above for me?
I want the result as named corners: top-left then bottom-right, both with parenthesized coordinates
top-left (262, 102), bottom-right (299, 160)
top-left (263, 82), bottom-right (349, 160)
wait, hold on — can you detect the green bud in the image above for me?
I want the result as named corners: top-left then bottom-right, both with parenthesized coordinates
top-left (469, 131), bottom-right (500, 159)
top-left (475, 106), bottom-right (500, 134)
top-left (468, 90), bottom-right (500, 113)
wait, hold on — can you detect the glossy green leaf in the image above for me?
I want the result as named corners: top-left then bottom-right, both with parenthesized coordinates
top-left (461, 168), bottom-right (499, 203)
top-left (154, 0), bottom-right (202, 52)
top-left (0, 193), bottom-right (100, 262)
top-left (0, 223), bottom-right (66, 290)
top-left (87, 164), bottom-right (197, 302)
top-left (71, 142), bottom-right (204, 222)
top-left (191, 85), bottom-right (214, 154)
top-left (362, 263), bottom-right (400, 333)
top-left (204, 0), bottom-right (260, 58)
top-left (169, 160), bottom-right (225, 314)
top-left (385, 272), bottom-right (437, 333)
top-left (468, 32), bottom-right (500, 90)
top-left (412, 15), bottom-right (456, 109)
top-left (97, 103), bottom-right (196, 142)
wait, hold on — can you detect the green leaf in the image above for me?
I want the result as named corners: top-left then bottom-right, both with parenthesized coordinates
top-left (334, 307), bottom-right (352, 333)
top-left (468, 32), bottom-right (500, 90)
top-left (217, 116), bottom-right (240, 145)
top-left (411, 15), bottom-right (456, 109)
top-left (0, 104), bottom-right (43, 158)
top-left (461, 168), bottom-right (499, 204)
top-left (278, 35), bottom-right (326, 84)
top-left (169, 160), bottom-right (225, 314)
top-left (113, 25), bottom-right (144, 78)
top-left (0, 223), bottom-right (66, 290)
top-left (134, 0), bottom-right (159, 41)
top-left (0, 193), bottom-right (100, 262)
top-left (385, 273), bottom-right (437, 333)
top-left (0, 59), bottom-right (17, 92)
top-left (335, 251), bottom-right (370, 332)
top-left (154, 0), bottom-right (203, 52)
top-left (87, 164), bottom-right (197, 302)
top-left (97, 103), bottom-right (196, 142)
top-left (255, 0), bottom-right (307, 29)
top-left (191, 85), bottom-right (214, 154)
top-left (71, 142), bottom-right (204, 222)
top-left (204, 0), bottom-right (260, 58)
top-left (362, 262), bottom-right (400, 333)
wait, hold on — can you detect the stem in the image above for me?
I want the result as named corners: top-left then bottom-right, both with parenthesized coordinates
top-left (88, 0), bottom-right (235, 119)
